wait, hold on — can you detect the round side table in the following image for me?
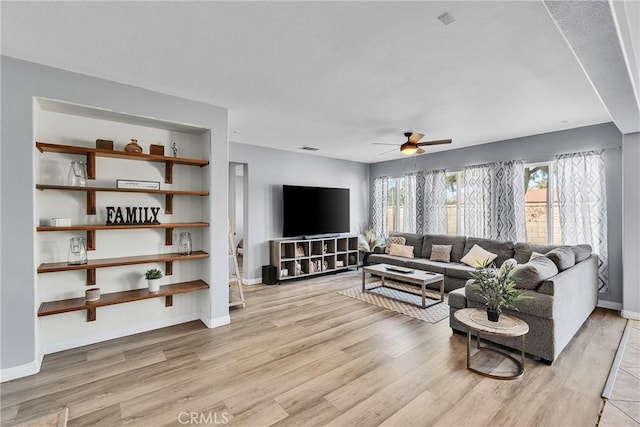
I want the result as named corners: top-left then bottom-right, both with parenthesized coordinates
top-left (454, 308), bottom-right (529, 380)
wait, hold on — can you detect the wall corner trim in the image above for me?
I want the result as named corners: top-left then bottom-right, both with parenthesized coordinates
top-left (1, 352), bottom-right (44, 383)
top-left (200, 314), bottom-right (230, 329)
top-left (621, 310), bottom-right (640, 320)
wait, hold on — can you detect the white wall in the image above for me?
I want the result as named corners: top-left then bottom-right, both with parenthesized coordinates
top-left (370, 123), bottom-right (624, 306)
top-left (622, 132), bottom-right (640, 318)
top-left (229, 142), bottom-right (369, 282)
top-left (1, 56), bottom-right (229, 380)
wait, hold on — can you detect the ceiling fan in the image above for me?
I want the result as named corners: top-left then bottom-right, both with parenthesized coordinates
top-left (374, 132), bottom-right (452, 156)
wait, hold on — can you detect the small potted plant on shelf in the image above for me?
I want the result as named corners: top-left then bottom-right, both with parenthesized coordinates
top-left (145, 268), bottom-right (163, 293)
top-left (358, 228), bottom-right (384, 266)
top-left (469, 260), bottom-right (528, 322)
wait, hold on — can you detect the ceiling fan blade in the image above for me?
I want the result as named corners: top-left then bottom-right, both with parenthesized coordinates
top-left (377, 147), bottom-right (398, 156)
top-left (408, 133), bottom-right (425, 144)
top-left (416, 138), bottom-right (452, 146)
top-left (372, 143), bottom-right (400, 146)
top-left (416, 148), bottom-right (426, 154)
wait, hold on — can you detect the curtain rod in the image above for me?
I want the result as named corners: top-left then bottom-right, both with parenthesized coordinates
top-left (394, 145), bottom-right (622, 175)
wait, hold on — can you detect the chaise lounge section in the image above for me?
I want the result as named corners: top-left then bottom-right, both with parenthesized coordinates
top-left (368, 232), bottom-right (599, 363)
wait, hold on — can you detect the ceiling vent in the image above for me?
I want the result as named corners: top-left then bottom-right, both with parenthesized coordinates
top-left (437, 12), bottom-right (456, 26)
top-left (299, 146), bottom-right (319, 151)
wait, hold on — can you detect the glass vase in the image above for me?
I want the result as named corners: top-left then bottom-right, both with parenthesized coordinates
top-left (178, 232), bottom-right (192, 255)
top-left (68, 236), bottom-right (88, 265)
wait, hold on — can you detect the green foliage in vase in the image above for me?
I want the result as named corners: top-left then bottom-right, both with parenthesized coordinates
top-left (469, 261), bottom-right (529, 314)
top-left (358, 228), bottom-right (384, 252)
top-left (145, 268), bottom-right (163, 280)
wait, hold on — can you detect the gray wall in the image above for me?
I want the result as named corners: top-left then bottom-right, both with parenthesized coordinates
top-left (1, 56), bottom-right (229, 374)
top-left (229, 142), bottom-right (369, 282)
top-left (370, 123), bottom-right (623, 305)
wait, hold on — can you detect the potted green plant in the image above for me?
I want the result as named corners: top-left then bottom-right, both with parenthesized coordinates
top-left (469, 261), bottom-right (528, 322)
top-left (358, 228), bottom-right (383, 266)
top-left (145, 268), bottom-right (163, 293)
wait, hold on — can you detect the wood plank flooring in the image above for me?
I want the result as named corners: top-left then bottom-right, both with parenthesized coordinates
top-left (1, 271), bottom-right (627, 426)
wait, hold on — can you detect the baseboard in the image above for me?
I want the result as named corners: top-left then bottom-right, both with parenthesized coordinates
top-left (621, 310), bottom-right (640, 320)
top-left (43, 312), bottom-right (202, 355)
top-left (200, 314), bottom-right (230, 328)
top-left (1, 351), bottom-right (44, 383)
top-left (597, 300), bottom-right (622, 311)
top-left (244, 277), bottom-right (263, 285)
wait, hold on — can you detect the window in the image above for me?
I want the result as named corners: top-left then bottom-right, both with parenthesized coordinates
top-left (524, 163), bottom-right (560, 244)
top-left (386, 178), bottom-right (404, 234)
top-left (446, 171), bottom-right (464, 235)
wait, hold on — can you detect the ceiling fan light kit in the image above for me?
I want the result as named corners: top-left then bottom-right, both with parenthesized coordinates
top-left (400, 143), bottom-right (418, 155)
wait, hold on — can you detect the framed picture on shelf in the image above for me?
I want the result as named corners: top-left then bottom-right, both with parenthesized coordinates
top-left (116, 179), bottom-right (160, 190)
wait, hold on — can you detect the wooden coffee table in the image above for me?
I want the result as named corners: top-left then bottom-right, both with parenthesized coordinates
top-left (454, 308), bottom-right (529, 380)
top-left (361, 263), bottom-right (444, 309)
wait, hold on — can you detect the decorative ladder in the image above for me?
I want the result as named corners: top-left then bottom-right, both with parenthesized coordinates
top-left (229, 219), bottom-right (245, 308)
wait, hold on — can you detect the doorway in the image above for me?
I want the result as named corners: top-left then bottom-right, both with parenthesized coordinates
top-left (229, 163), bottom-right (248, 282)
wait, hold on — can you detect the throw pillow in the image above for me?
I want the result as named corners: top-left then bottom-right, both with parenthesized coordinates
top-left (571, 244), bottom-right (592, 263)
top-left (545, 247), bottom-right (576, 271)
top-left (529, 251), bottom-right (545, 261)
top-left (511, 256), bottom-right (559, 290)
top-left (385, 236), bottom-right (406, 254)
top-left (460, 244), bottom-right (498, 267)
top-left (430, 244), bottom-right (452, 263)
top-left (388, 243), bottom-right (415, 259)
top-left (500, 258), bottom-right (518, 272)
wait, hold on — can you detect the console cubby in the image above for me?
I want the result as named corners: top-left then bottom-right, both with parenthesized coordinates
top-left (269, 235), bottom-right (357, 282)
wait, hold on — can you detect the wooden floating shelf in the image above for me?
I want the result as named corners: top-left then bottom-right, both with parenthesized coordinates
top-left (37, 251), bottom-right (209, 273)
top-left (38, 280), bottom-right (209, 322)
top-left (37, 222), bottom-right (209, 249)
top-left (36, 142), bottom-right (208, 184)
top-left (36, 184), bottom-right (208, 215)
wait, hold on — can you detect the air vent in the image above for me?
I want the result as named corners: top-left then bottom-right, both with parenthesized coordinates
top-left (299, 146), bottom-right (319, 151)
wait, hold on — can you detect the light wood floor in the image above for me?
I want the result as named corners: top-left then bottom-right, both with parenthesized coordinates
top-left (1, 271), bottom-right (627, 426)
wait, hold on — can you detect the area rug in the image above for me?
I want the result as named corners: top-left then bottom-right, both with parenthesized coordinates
top-left (338, 281), bottom-right (450, 323)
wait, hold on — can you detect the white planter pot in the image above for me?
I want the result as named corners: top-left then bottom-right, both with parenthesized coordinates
top-left (147, 278), bottom-right (161, 293)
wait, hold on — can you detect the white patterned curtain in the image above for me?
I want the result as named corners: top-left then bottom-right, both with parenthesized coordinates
top-left (556, 151), bottom-right (608, 293)
top-left (421, 169), bottom-right (448, 234)
top-left (403, 173), bottom-right (418, 233)
top-left (464, 164), bottom-right (493, 238)
top-left (371, 176), bottom-right (389, 239)
top-left (493, 160), bottom-right (527, 241)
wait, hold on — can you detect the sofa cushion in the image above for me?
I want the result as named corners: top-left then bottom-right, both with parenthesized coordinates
top-left (445, 263), bottom-right (476, 280)
top-left (385, 236), bottom-right (406, 254)
top-left (388, 243), bottom-right (414, 259)
top-left (421, 234), bottom-right (467, 262)
top-left (460, 244), bottom-right (498, 267)
top-left (430, 245), bottom-right (452, 263)
top-left (368, 253), bottom-right (409, 267)
top-left (406, 258), bottom-right (447, 274)
top-left (463, 237), bottom-right (514, 266)
top-left (511, 256), bottom-right (559, 290)
top-left (465, 281), bottom-right (554, 319)
top-left (571, 244), bottom-right (592, 263)
top-left (448, 287), bottom-right (467, 309)
top-left (514, 242), bottom-right (559, 264)
top-left (545, 247), bottom-right (576, 271)
top-left (529, 251), bottom-right (545, 261)
top-left (390, 232), bottom-right (424, 258)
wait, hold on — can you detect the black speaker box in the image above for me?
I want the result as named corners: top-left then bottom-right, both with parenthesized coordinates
top-left (262, 265), bottom-right (278, 285)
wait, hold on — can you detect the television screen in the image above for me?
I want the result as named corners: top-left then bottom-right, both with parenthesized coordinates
top-left (282, 185), bottom-right (350, 237)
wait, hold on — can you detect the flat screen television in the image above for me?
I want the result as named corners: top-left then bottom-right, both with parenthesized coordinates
top-left (282, 185), bottom-right (350, 238)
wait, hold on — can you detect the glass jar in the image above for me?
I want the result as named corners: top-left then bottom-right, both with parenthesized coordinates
top-left (68, 236), bottom-right (88, 265)
top-left (68, 160), bottom-right (87, 187)
top-left (178, 232), bottom-right (192, 255)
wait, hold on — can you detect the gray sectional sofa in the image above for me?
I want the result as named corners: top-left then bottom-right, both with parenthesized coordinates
top-left (368, 232), bottom-right (598, 363)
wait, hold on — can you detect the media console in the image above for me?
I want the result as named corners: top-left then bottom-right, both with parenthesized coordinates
top-left (269, 235), bottom-right (359, 281)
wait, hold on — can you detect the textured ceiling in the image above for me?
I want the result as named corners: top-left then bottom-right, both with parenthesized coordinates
top-left (1, 1), bottom-right (613, 163)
